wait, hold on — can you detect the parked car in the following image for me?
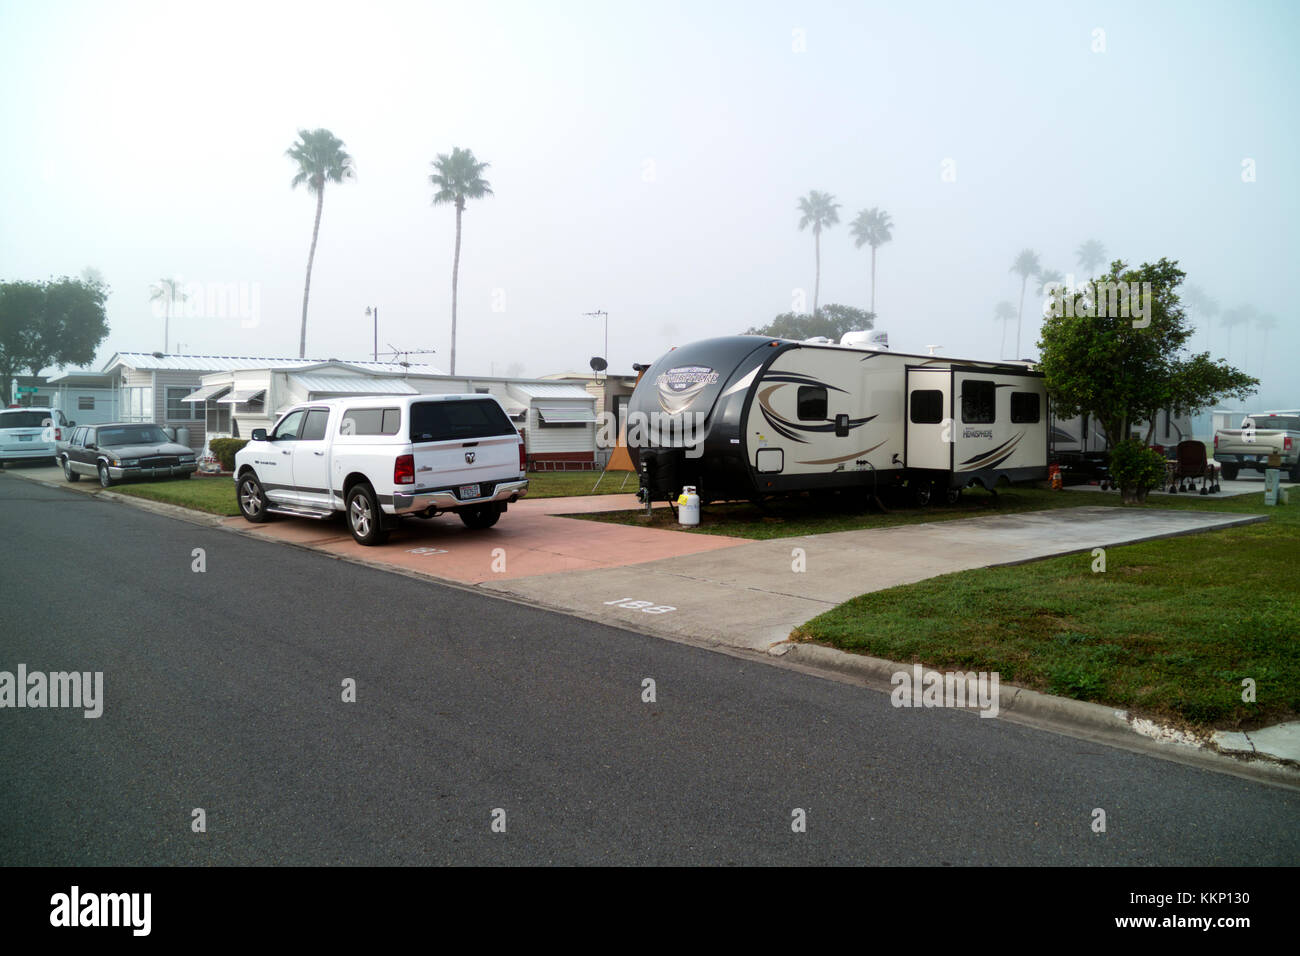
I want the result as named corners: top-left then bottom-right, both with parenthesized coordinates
top-left (0, 407), bottom-right (73, 465)
top-left (233, 394), bottom-right (528, 545)
top-left (1213, 413), bottom-right (1300, 481)
top-left (59, 422), bottom-right (199, 487)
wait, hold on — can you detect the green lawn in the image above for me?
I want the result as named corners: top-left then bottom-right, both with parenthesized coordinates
top-left (108, 468), bottom-right (627, 515)
top-left (112, 475), bottom-right (240, 516)
top-left (791, 489), bottom-right (1298, 730)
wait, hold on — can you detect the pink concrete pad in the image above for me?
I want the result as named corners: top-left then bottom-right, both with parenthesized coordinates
top-left (222, 495), bottom-right (744, 584)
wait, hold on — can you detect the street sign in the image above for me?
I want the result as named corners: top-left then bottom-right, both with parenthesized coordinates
top-left (16, 386), bottom-right (38, 394)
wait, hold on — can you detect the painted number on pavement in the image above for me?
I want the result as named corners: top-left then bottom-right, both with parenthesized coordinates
top-left (604, 598), bottom-right (675, 614)
top-left (406, 547), bottom-right (449, 555)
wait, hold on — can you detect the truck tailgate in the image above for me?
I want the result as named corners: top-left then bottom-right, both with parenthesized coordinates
top-left (413, 434), bottom-right (519, 492)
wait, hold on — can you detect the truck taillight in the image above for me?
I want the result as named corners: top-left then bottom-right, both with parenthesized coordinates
top-left (54, 428), bottom-right (62, 440)
top-left (394, 454), bottom-right (414, 485)
top-left (1213, 434), bottom-right (1218, 449)
top-left (1286, 437), bottom-right (1294, 451)
top-left (519, 440), bottom-right (526, 472)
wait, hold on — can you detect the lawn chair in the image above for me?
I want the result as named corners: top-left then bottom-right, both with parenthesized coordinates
top-left (1168, 440), bottom-right (1220, 495)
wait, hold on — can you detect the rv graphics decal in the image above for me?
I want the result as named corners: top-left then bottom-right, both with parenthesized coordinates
top-left (657, 366), bottom-right (720, 414)
top-left (957, 432), bottom-right (1025, 472)
top-left (755, 374), bottom-right (876, 445)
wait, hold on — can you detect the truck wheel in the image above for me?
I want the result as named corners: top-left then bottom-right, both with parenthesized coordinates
top-left (237, 473), bottom-right (271, 523)
top-left (346, 484), bottom-right (389, 545)
top-left (1220, 463), bottom-right (1239, 481)
top-left (63, 458), bottom-right (80, 482)
top-left (98, 463), bottom-right (113, 488)
top-left (1290, 462), bottom-right (1300, 483)
top-left (459, 506), bottom-right (501, 530)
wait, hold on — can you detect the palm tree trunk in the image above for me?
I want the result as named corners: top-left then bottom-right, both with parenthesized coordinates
top-left (164, 303), bottom-right (170, 354)
top-left (813, 230), bottom-right (821, 317)
top-left (999, 318), bottom-right (1008, 360)
top-left (870, 246), bottom-right (877, 315)
top-left (451, 203), bottom-right (463, 375)
top-left (299, 188), bottom-right (325, 359)
top-left (1015, 276), bottom-right (1027, 359)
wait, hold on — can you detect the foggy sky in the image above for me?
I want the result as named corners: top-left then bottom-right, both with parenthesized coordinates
top-left (1, 0), bottom-right (1295, 407)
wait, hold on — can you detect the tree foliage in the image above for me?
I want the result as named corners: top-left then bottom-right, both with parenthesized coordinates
top-left (1037, 258), bottom-right (1257, 451)
top-left (0, 276), bottom-right (110, 402)
top-left (745, 303), bottom-right (874, 341)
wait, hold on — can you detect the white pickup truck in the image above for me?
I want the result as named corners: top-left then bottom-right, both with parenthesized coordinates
top-left (1213, 412), bottom-right (1300, 481)
top-left (233, 394), bottom-right (528, 545)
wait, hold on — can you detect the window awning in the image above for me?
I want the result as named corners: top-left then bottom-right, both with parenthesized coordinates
top-left (217, 389), bottom-right (266, 405)
top-left (182, 383), bottom-right (231, 403)
top-left (536, 405), bottom-right (596, 424)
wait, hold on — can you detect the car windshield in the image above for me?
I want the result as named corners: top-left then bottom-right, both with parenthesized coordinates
top-left (0, 411), bottom-right (53, 429)
top-left (96, 425), bottom-right (170, 446)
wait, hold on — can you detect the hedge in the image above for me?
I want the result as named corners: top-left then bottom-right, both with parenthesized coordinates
top-left (208, 438), bottom-right (248, 471)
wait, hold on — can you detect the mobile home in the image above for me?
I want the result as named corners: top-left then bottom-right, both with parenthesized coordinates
top-left (626, 334), bottom-right (1049, 506)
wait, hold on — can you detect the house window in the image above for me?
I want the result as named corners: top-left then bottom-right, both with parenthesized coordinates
top-left (123, 386), bottom-right (153, 421)
top-left (166, 387), bottom-right (200, 421)
top-left (207, 403), bottom-right (231, 434)
top-left (961, 380), bottom-right (996, 424)
top-left (797, 385), bottom-right (827, 421)
top-left (78, 396), bottom-right (95, 410)
top-left (1010, 392), bottom-right (1040, 423)
top-left (28, 394), bottom-right (51, 407)
top-left (910, 389), bottom-right (944, 424)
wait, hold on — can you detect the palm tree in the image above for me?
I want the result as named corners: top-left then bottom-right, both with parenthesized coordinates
top-left (1183, 284), bottom-right (1219, 354)
top-left (797, 191), bottom-right (840, 317)
top-left (149, 277), bottom-right (188, 353)
top-left (1075, 239), bottom-right (1106, 277)
top-left (994, 301), bottom-right (1017, 360)
top-left (430, 147), bottom-right (493, 375)
top-left (1255, 313), bottom-right (1277, 376)
top-left (1009, 249), bottom-right (1041, 359)
top-left (849, 207), bottom-right (894, 314)
top-left (1219, 305), bottom-right (1255, 367)
top-left (287, 128), bottom-right (356, 359)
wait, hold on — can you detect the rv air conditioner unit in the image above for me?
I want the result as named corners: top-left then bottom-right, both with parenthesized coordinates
top-left (841, 329), bottom-right (889, 350)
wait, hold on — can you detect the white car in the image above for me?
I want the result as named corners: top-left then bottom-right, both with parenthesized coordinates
top-left (0, 407), bottom-right (73, 465)
top-left (233, 394), bottom-right (528, 545)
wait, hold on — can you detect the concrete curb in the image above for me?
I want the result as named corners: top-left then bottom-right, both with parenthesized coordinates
top-left (770, 641), bottom-right (1300, 789)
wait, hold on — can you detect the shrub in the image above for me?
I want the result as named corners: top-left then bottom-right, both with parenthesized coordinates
top-left (208, 438), bottom-right (248, 472)
top-left (1108, 439), bottom-right (1167, 504)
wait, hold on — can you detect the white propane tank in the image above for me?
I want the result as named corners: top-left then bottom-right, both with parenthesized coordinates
top-left (677, 486), bottom-right (701, 526)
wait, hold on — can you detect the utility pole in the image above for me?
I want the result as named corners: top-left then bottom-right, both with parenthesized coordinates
top-left (365, 306), bottom-right (379, 362)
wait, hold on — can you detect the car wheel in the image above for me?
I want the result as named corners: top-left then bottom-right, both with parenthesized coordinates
top-left (98, 463), bottom-right (113, 488)
top-left (63, 458), bottom-right (80, 482)
top-left (346, 484), bottom-right (389, 545)
top-left (237, 473), bottom-right (271, 523)
top-left (1220, 463), bottom-right (1239, 481)
top-left (458, 505), bottom-right (501, 530)
top-left (1290, 462), bottom-right (1300, 483)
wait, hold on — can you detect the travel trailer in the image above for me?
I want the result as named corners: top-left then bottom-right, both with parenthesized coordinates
top-left (626, 333), bottom-right (1049, 506)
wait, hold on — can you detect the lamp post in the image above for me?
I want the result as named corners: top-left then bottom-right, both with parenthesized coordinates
top-left (365, 306), bottom-right (378, 362)
top-left (583, 310), bottom-right (608, 379)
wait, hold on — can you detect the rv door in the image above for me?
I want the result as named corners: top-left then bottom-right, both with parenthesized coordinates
top-left (906, 369), bottom-right (952, 471)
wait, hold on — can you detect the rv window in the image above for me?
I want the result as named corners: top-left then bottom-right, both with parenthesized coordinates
top-left (1010, 392), bottom-right (1040, 423)
top-left (961, 380), bottom-right (996, 424)
top-left (797, 386), bottom-right (827, 421)
top-left (910, 390), bottom-right (944, 424)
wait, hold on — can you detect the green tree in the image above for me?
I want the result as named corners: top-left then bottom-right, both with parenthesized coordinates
top-left (287, 128), bottom-right (356, 359)
top-left (1009, 248), bottom-right (1041, 359)
top-left (0, 276), bottom-right (110, 401)
top-left (149, 277), bottom-right (188, 353)
top-left (1038, 258), bottom-right (1256, 491)
top-left (430, 147), bottom-right (493, 376)
top-left (746, 303), bottom-right (874, 341)
top-left (797, 190), bottom-right (840, 318)
top-left (849, 207), bottom-right (893, 314)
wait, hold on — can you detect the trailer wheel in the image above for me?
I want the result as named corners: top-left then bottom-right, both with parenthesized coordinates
top-left (910, 481), bottom-right (933, 508)
top-left (942, 485), bottom-right (962, 506)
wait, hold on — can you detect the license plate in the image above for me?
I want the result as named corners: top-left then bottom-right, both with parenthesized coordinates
top-left (459, 484), bottom-right (480, 499)
top-left (18, 435), bottom-right (32, 441)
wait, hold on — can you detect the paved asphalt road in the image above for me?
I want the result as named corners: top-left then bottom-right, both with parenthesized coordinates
top-left (1, 472), bottom-right (1297, 865)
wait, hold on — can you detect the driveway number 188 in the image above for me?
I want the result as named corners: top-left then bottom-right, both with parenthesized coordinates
top-left (604, 598), bottom-right (676, 614)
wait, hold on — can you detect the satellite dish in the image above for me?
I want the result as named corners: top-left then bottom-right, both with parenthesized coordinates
top-left (589, 356), bottom-right (608, 372)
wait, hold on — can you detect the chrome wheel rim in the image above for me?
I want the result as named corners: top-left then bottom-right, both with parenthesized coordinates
top-left (99, 466), bottom-right (109, 487)
top-left (240, 480), bottom-right (262, 516)
top-left (64, 461), bottom-right (73, 478)
top-left (350, 496), bottom-right (372, 536)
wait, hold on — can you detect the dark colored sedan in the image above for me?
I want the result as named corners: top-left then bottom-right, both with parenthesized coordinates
top-left (60, 423), bottom-right (199, 487)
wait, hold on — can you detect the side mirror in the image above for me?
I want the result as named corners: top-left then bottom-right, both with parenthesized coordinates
top-left (834, 413), bottom-right (850, 438)
top-left (251, 428), bottom-right (268, 442)
top-left (67, 421), bottom-right (76, 427)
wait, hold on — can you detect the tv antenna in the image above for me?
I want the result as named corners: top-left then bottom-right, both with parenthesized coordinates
top-left (380, 344), bottom-right (437, 369)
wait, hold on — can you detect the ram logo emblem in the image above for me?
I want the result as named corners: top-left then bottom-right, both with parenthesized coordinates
top-left (465, 451), bottom-right (476, 464)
